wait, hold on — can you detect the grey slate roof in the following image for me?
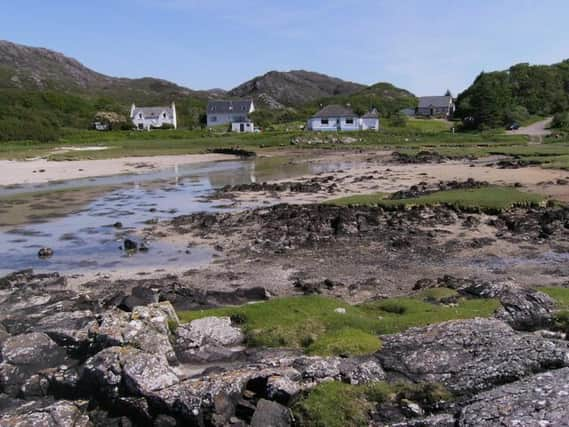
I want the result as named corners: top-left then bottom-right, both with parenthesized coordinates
top-left (132, 106), bottom-right (174, 119)
top-left (312, 105), bottom-right (358, 118)
top-left (418, 96), bottom-right (453, 109)
top-left (207, 100), bottom-right (253, 114)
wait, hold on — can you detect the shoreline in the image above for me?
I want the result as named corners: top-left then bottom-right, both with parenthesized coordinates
top-left (0, 153), bottom-right (236, 187)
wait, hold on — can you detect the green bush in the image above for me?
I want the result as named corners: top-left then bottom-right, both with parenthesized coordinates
top-left (552, 112), bottom-right (569, 129)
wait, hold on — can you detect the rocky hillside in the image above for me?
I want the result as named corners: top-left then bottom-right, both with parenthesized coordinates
top-left (228, 70), bottom-right (365, 108)
top-left (0, 40), bottom-right (216, 102)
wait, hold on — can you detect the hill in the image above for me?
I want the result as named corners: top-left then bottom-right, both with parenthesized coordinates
top-left (0, 40), bottom-right (220, 140)
top-left (228, 70), bottom-right (365, 108)
top-left (456, 60), bottom-right (569, 129)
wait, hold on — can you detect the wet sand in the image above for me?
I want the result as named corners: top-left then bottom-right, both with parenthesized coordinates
top-left (0, 153), bottom-right (236, 186)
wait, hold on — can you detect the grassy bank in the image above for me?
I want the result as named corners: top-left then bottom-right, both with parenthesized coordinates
top-left (326, 186), bottom-right (547, 213)
top-left (293, 381), bottom-right (452, 427)
top-left (177, 291), bottom-right (499, 357)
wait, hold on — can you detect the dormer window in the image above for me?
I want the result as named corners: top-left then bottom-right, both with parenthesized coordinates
top-left (139, 113), bottom-right (142, 119)
top-left (163, 113), bottom-right (167, 118)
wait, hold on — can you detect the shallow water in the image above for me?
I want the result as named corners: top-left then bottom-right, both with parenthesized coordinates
top-left (0, 156), bottom-right (363, 275)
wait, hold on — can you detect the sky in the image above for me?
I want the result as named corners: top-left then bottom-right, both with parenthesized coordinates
top-left (1, 0), bottom-right (568, 96)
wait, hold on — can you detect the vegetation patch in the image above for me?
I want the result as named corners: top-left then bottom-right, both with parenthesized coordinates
top-left (292, 380), bottom-right (452, 427)
top-left (177, 292), bottom-right (499, 355)
top-left (326, 186), bottom-right (546, 213)
top-left (541, 287), bottom-right (569, 310)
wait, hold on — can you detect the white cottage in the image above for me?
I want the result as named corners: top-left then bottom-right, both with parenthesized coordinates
top-left (307, 105), bottom-right (380, 132)
top-left (130, 103), bottom-right (177, 130)
top-left (231, 121), bottom-right (255, 133)
top-left (361, 109), bottom-right (380, 131)
top-left (307, 105), bottom-right (360, 131)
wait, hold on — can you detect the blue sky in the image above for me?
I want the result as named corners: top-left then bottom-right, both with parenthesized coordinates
top-left (1, 0), bottom-right (568, 95)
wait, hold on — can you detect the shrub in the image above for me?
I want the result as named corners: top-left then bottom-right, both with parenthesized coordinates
top-left (552, 112), bottom-right (569, 129)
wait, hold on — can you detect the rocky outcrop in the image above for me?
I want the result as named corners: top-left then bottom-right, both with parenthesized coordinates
top-left (0, 332), bottom-right (69, 398)
top-left (495, 288), bottom-right (556, 331)
top-left (175, 316), bottom-right (245, 363)
top-left (377, 318), bottom-right (569, 396)
top-left (250, 399), bottom-right (293, 427)
top-left (459, 368), bottom-right (569, 426)
top-left (0, 400), bottom-right (92, 427)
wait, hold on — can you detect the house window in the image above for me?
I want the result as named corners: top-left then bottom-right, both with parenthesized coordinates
top-left (163, 113), bottom-right (167, 118)
top-left (211, 116), bottom-right (217, 122)
top-left (321, 119), bottom-right (329, 125)
top-left (139, 113), bottom-right (143, 119)
top-left (346, 118), bottom-right (354, 125)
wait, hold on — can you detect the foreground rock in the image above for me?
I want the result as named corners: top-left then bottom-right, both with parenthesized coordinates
top-left (175, 316), bottom-right (245, 363)
top-left (459, 367), bottom-right (569, 426)
top-left (377, 318), bottom-right (569, 396)
top-left (0, 400), bottom-right (92, 427)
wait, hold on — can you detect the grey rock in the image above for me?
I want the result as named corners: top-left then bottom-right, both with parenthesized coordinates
top-left (386, 414), bottom-right (456, 427)
top-left (266, 373), bottom-right (301, 405)
top-left (122, 351), bottom-right (179, 395)
top-left (292, 356), bottom-right (342, 381)
top-left (339, 358), bottom-right (386, 385)
top-left (0, 400), bottom-right (92, 427)
top-left (175, 316), bottom-right (244, 363)
top-left (377, 318), bottom-right (569, 395)
top-left (495, 288), bottom-right (556, 331)
top-left (1, 332), bottom-right (65, 367)
top-left (459, 367), bottom-right (569, 426)
top-left (34, 310), bottom-right (96, 355)
top-left (90, 302), bottom-right (178, 363)
top-left (0, 332), bottom-right (68, 398)
top-left (82, 346), bottom-right (179, 399)
top-left (250, 399), bottom-right (293, 427)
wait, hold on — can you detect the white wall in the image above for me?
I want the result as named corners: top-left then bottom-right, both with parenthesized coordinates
top-left (232, 122), bottom-right (255, 133)
top-left (361, 118), bottom-right (379, 131)
top-left (308, 116), bottom-right (360, 132)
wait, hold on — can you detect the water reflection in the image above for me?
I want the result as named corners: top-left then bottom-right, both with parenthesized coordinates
top-left (0, 156), bottom-right (366, 275)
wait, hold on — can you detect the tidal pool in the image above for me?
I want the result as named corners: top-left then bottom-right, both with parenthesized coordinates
top-left (0, 156), bottom-right (365, 275)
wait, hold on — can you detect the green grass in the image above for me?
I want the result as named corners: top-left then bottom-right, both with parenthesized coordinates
top-left (306, 328), bottom-right (382, 357)
top-left (177, 291), bottom-right (499, 356)
top-left (326, 186), bottom-right (547, 213)
top-left (541, 287), bottom-right (569, 310)
top-left (292, 380), bottom-right (452, 427)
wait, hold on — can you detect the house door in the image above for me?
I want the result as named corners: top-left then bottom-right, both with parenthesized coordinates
top-left (240, 123), bottom-right (245, 132)
top-left (336, 119), bottom-right (341, 131)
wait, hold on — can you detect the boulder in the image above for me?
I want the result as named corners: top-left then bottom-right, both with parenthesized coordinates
top-left (89, 302), bottom-right (177, 363)
top-left (250, 399), bottom-right (293, 427)
top-left (82, 346), bottom-right (179, 400)
top-left (377, 318), bottom-right (569, 395)
top-left (175, 317), bottom-right (244, 363)
top-left (459, 368), bottom-right (569, 426)
top-left (0, 332), bottom-right (68, 398)
top-left (386, 414), bottom-right (456, 427)
top-left (292, 356), bottom-right (342, 382)
top-left (34, 310), bottom-right (96, 356)
top-left (0, 400), bottom-right (92, 427)
top-left (495, 288), bottom-right (556, 331)
top-left (339, 358), bottom-right (386, 385)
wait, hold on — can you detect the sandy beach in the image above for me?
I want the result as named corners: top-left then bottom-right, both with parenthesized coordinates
top-left (0, 153), bottom-right (235, 187)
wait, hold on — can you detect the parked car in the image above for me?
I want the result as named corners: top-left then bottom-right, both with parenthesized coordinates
top-left (507, 122), bottom-right (520, 130)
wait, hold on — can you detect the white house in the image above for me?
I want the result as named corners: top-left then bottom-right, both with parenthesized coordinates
top-left (207, 100), bottom-right (255, 128)
top-left (361, 109), bottom-right (380, 131)
top-left (130, 103), bottom-right (177, 130)
top-left (307, 105), bottom-right (379, 132)
top-left (231, 121), bottom-right (255, 133)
